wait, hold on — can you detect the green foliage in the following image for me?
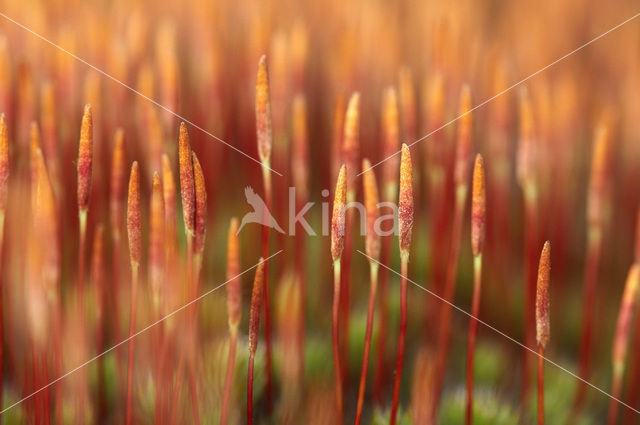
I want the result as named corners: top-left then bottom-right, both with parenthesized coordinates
top-left (526, 360), bottom-right (596, 425)
top-left (473, 342), bottom-right (506, 387)
top-left (303, 336), bottom-right (333, 383)
top-left (372, 405), bottom-right (411, 425)
top-left (438, 389), bottom-right (519, 425)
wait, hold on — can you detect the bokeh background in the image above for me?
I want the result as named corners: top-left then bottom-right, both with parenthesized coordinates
top-left (0, 0), bottom-right (638, 423)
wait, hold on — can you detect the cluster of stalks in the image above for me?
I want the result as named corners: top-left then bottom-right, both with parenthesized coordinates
top-left (3, 1), bottom-right (640, 424)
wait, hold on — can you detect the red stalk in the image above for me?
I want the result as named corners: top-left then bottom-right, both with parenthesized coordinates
top-left (256, 55), bottom-right (275, 411)
top-left (466, 155), bottom-right (485, 425)
top-left (331, 164), bottom-right (347, 425)
top-left (355, 159), bottom-right (381, 425)
top-left (576, 122), bottom-right (611, 409)
top-left (260, 169), bottom-right (274, 412)
top-left (110, 128), bottom-right (127, 392)
top-left (332, 260), bottom-right (344, 425)
top-left (125, 161), bottom-right (141, 425)
top-left (516, 87), bottom-right (538, 408)
top-left (372, 236), bottom-right (390, 403)
top-left (341, 93), bottom-right (360, 383)
top-left (466, 256), bottom-right (482, 425)
top-left (390, 256), bottom-right (408, 425)
top-left (247, 260), bottom-right (266, 425)
top-left (221, 218), bottom-right (240, 425)
top-left (522, 193), bottom-right (538, 405)
top-left (537, 346), bottom-right (545, 425)
top-left (606, 265), bottom-right (640, 425)
top-left (390, 144), bottom-right (413, 425)
top-left (0, 113), bottom-right (7, 416)
top-left (76, 103), bottom-right (92, 424)
top-left (374, 88), bottom-right (400, 403)
top-left (535, 242), bottom-right (551, 425)
top-left (125, 262), bottom-right (139, 425)
top-left (575, 229), bottom-right (601, 407)
top-left (431, 188), bottom-right (466, 416)
top-left (432, 86), bottom-right (472, 420)
top-left (220, 329), bottom-right (237, 425)
top-left (354, 264), bottom-right (378, 425)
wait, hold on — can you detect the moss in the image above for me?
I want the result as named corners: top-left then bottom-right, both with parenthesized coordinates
top-left (439, 389), bottom-right (519, 425)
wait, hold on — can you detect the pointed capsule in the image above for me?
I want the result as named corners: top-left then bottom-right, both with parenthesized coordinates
top-left (127, 161), bottom-right (141, 266)
top-left (0, 113), bottom-right (8, 214)
top-left (398, 144), bottom-right (414, 255)
top-left (471, 154), bottom-right (486, 256)
top-left (110, 129), bottom-right (126, 240)
top-left (362, 159), bottom-right (380, 261)
top-left (178, 122), bottom-right (195, 236)
top-left (227, 218), bottom-right (241, 330)
top-left (454, 85), bottom-right (472, 187)
top-left (535, 241), bottom-right (551, 348)
top-left (192, 151), bottom-right (207, 255)
top-left (256, 55), bottom-right (272, 165)
top-left (77, 104), bottom-right (93, 212)
top-left (381, 87), bottom-right (400, 201)
top-left (331, 165), bottom-right (347, 261)
top-left (248, 259), bottom-right (266, 355)
top-left (149, 172), bottom-right (165, 301)
top-left (612, 264), bottom-right (640, 377)
top-left (342, 93), bottom-right (360, 193)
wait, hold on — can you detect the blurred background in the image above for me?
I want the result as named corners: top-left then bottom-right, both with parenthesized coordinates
top-left (0, 0), bottom-right (639, 423)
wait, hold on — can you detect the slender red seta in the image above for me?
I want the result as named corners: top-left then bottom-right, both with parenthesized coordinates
top-left (576, 120), bottom-right (611, 408)
top-left (77, 105), bottom-right (93, 304)
top-left (0, 113), bottom-right (8, 414)
top-left (390, 144), bottom-right (413, 425)
top-left (331, 164), bottom-right (347, 425)
top-left (221, 218), bottom-right (241, 425)
top-left (149, 172), bottom-right (165, 425)
top-left (76, 103), bottom-right (93, 423)
top-left (109, 129), bottom-right (126, 390)
top-left (466, 154), bottom-right (485, 425)
top-left (256, 55), bottom-right (275, 411)
top-left (125, 161), bottom-right (141, 425)
top-left (516, 87), bottom-right (538, 407)
top-left (535, 241), bottom-right (551, 425)
top-left (432, 86), bottom-right (472, 420)
top-left (91, 224), bottom-right (107, 419)
top-left (247, 259), bottom-right (266, 425)
top-left (623, 208), bottom-right (640, 425)
top-left (606, 264), bottom-right (640, 425)
top-left (354, 159), bottom-right (380, 425)
top-left (340, 92), bottom-right (360, 384)
top-left (374, 87), bottom-right (399, 403)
